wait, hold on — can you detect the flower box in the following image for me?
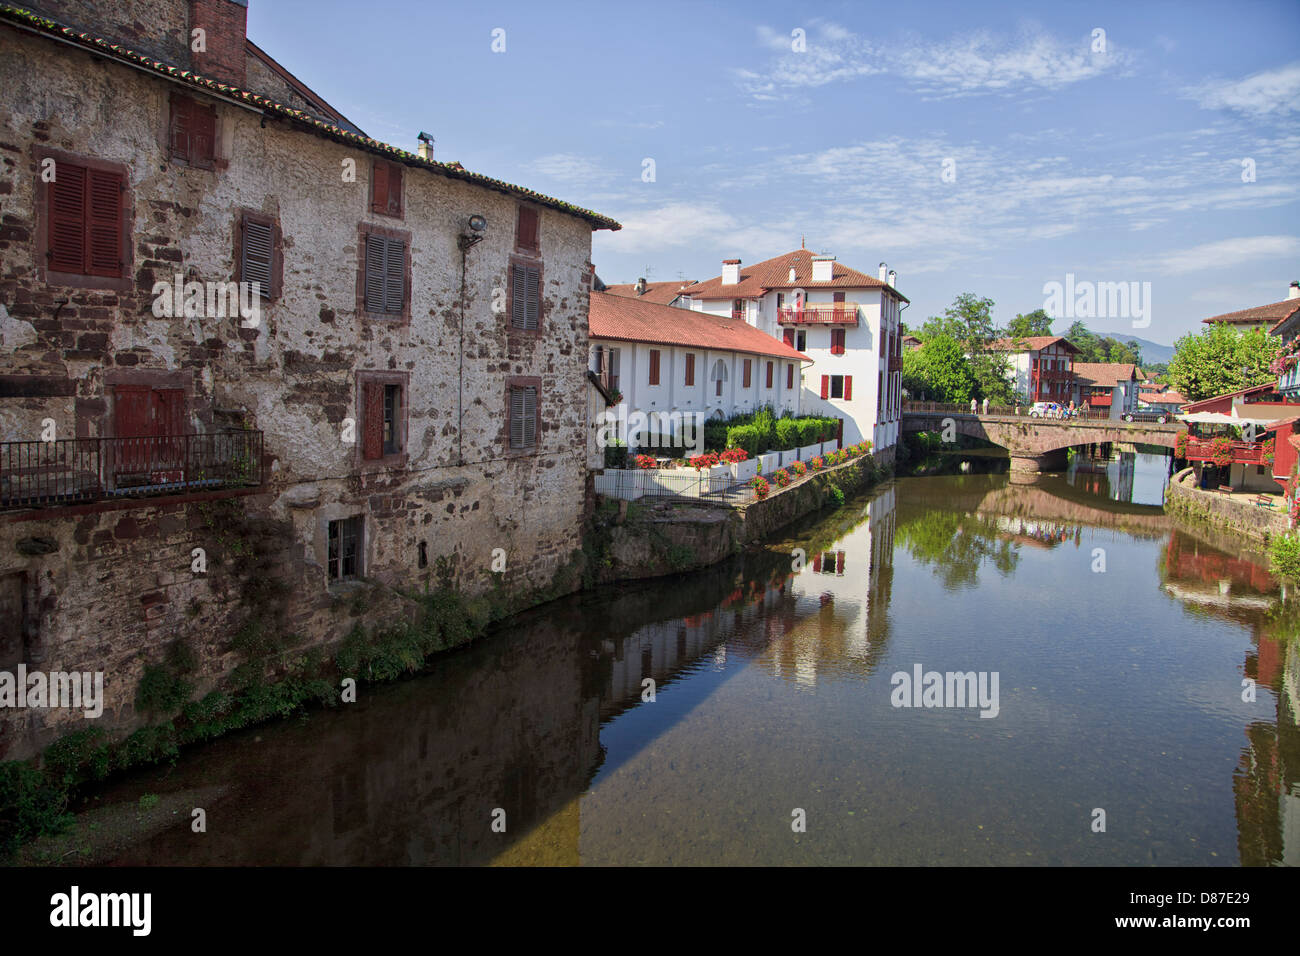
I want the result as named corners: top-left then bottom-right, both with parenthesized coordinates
top-left (729, 458), bottom-right (759, 483)
top-left (798, 443), bottom-right (821, 461)
top-left (779, 448), bottom-right (800, 467)
top-left (758, 452), bottom-right (779, 475)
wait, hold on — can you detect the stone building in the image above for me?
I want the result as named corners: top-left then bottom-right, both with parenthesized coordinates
top-left (0, 1), bottom-right (618, 757)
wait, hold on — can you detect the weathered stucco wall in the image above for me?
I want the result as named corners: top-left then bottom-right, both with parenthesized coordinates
top-left (0, 25), bottom-right (599, 757)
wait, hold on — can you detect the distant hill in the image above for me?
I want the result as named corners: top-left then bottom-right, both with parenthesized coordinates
top-left (1125, 336), bottom-right (1175, 365)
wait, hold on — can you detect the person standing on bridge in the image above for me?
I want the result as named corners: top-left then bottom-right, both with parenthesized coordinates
top-left (982, 397), bottom-right (989, 415)
top-left (970, 398), bottom-right (978, 415)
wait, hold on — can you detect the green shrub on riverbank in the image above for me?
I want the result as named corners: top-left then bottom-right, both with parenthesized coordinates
top-left (1269, 534), bottom-right (1300, 581)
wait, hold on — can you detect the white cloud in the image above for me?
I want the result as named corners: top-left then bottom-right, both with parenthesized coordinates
top-left (529, 153), bottom-right (614, 186)
top-left (1184, 62), bottom-right (1300, 118)
top-left (1133, 236), bottom-right (1300, 275)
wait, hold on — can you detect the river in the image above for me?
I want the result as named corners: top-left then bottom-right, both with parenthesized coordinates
top-left (56, 450), bottom-right (1299, 865)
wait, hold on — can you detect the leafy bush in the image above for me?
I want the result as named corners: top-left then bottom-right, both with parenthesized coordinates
top-left (750, 475), bottom-right (770, 499)
top-left (810, 456), bottom-right (824, 471)
top-left (772, 469), bottom-right (790, 488)
top-left (726, 424), bottom-right (763, 457)
top-left (604, 441), bottom-right (628, 469)
top-left (1270, 533), bottom-right (1300, 581)
top-left (774, 418), bottom-right (800, 450)
top-left (798, 419), bottom-right (821, 447)
top-left (791, 460), bottom-right (807, 477)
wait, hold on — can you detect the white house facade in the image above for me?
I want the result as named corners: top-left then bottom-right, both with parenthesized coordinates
top-left (987, 336), bottom-right (1080, 405)
top-left (587, 291), bottom-right (811, 451)
top-left (680, 249), bottom-right (906, 450)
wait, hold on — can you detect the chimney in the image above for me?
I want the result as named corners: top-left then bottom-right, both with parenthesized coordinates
top-left (722, 259), bottom-right (741, 285)
top-left (888, 270), bottom-right (897, 288)
top-left (811, 254), bottom-right (835, 282)
top-left (789, 267), bottom-right (797, 283)
top-left (635, 277), bottom-right (647, 296)
top-left (417, 133), bottom-right (434, 161)
top-left (189, 0), bottom-right (247, 87)
top-left (879, 262), bottom-right (888, 282)
top-left (1289, 280), bottom-right (1300, 300)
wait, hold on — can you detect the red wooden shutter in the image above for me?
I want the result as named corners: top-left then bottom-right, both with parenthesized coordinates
top-left (766, 361), bottom-right (773, 388)
top-left (787, 364), bottom-right (794, 389)
top-left (812, 554), bottom-right (822, 573)
top-left (371, 162), bottom-right (389, 214)
top-left (86, 169), bottom-right (122, 277)
top-left (193, 102), bottom-right (216, 167)
top-left (685, 353), bottom-right (695, 386)
top-left (114, 386), bottom-right (150, 436)
top-left (362, 382), bottom-right (384, 459)
top-left (48, 162), bottom-right (86, 273)
top-left (516, 207), bottom-right (539, 251)
top-left (820, 375), bottom-right (829, 399)
top-left (743, 359), bottom-right (751, 388)
top-left (386, 164), bottom-right (402, 216)
top-left (649, 350), bottom-right (660, 385)
top-left (836, 552), bottom-right (845, 574)
top-left (844, 375), bottom-right (853, 400)
top-left (170, 94), bottom-right (192, 160)
top-left (783, 329), bottom-right (795, 347)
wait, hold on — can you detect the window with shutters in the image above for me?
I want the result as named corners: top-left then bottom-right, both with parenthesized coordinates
top-left (328, 516), bottom-right (364, 582)
top-left (515, 205), bottom-right (540, 254)
top-left (648, 350), bottom-right (661, 386)
top-left (684, 353), bottom-right (695, 387)
top-left (742, 359), bottom-right (752, 389)
top-left (506, 257), bottom-right (542, 333)
top-left (356, 225), bottom-right (410, 321)
top-left (787, 363), bottom-right (794, 389)
top-left (830, 375), bottom-right (844, 399)
top-left (356, 371), bottom-right (409, 468)
top-left (765, 361), bottom-right (773, 389)
top-left (796, 331), bottom-right (807, 352)
top-left (169, 93), bottom-right (217, 169)
top-left (504, 377), bottom-right (542, 454)
top-left (234, 210), bottom-right (281, 300)
top-left (370, 160), bottom-right (403, 218)
top-left (38, 150), bottom-right (130, 289)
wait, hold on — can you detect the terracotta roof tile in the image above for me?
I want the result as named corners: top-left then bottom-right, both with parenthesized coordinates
top-left (681, 249), bottom-right (908, 302)
top-left (589, 292), bottom-right (811, 363)
top-left (988, 335), bottom-right (1080, 353)
top-left (1201, 297), bottom-right (1300, 328)
top-left (1073, 363), bottom-right (1139, 387)
top-left (603, 280), bottom-right (696, 306)
top-left (0, 4), bottom-right (619, 231)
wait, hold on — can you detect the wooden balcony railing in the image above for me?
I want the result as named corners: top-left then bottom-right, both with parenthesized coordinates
top-left (777, 304), bottom-right (859, 326)
top-left (1183, 437), bottom-right (1268, 466)
top-left (1, 431), bottom-right (264, 511)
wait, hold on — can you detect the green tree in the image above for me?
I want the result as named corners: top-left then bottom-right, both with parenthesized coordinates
top-left (1167, 324), bottom-right (1280, 402)
top-left (1006, 308), bottom-right (1053, 339)
top-left (901, 334), bottom-right (980, 404)
top-left (922, 293), bottom-right (1015, 403)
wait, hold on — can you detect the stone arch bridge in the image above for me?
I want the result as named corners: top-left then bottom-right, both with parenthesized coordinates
top-left (901, 409), bottom-right (1181, 475)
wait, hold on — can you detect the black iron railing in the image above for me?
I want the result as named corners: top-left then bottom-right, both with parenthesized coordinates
top-left (0, 431), bottom-right (263, 510)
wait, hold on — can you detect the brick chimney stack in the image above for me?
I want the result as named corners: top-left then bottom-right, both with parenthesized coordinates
top-left (190, 0), bottom-right (247, 87)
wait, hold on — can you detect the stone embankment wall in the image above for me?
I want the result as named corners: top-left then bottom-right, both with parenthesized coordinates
top-left (1164, 468), bottom-right (1291, 544)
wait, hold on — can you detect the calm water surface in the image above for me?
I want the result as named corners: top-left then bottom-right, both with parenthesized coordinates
top-left (86, 453), bottom-right (1298, 865)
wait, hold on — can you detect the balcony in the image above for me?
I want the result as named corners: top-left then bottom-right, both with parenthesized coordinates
top-left (1031, 368), bottom-right (1073, 382)
top-left (777, 304), bottom-right (859, 326)
top-left (1, 431), bottom-right (264, 511)
top-left (1183, 437), bottom-right (1269, 467)
top-left (1280, 364), bottom-right (1300, 397)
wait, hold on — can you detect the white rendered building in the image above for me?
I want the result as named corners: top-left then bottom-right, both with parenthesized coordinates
top-left (679, 249), bottom-right (906, 450)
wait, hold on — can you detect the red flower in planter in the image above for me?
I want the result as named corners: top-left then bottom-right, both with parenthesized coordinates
top-left (772, 468), bottom-right (790, 487)
top-left (791, 460), bottom-right (807, 477)
top-left (1174, 432), bottom-right (1189, 459)
top-left (690, 452), bottom-right (721, 470)
top-left (720, 447), bottom-right (749, 464)
top-left (810, 456), bottom-right (824, 470)
top-left (634, 454), bottom-right (659, 469)
top-left (750, 475), bottom-right (770, 499)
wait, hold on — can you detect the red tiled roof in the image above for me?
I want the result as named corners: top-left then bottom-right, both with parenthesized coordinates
top-left (1183, 382), bottom-right (1278, 411)
top-left (988, 335), bottom-right (1080, 354)
top-left (1141, 390), bottom-right (1188, 405)
top-left (681, 249), bottom-right (908, 302)
top-left (0, 5), bottom-right (619, 231)
top-left (603, 280), bottom-right (696, 306)
top-left (1073, 363), bottom-right (1138, 387)
top-left (589, 292), bottom-right (811, 362)
top-left (1201, 297), bottom-right (1300, 328)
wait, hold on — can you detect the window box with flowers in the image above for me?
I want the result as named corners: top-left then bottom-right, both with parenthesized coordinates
top-left (790, 460), bottom-right (807, 478)
top-left (721, 447), bottom-right (758, 483)
top-left (772, 468), bottom-right (791, 488)
top-left (810, 455), bottom-right (825, 471)
top-left (750, 475), bottom-right (770, 499)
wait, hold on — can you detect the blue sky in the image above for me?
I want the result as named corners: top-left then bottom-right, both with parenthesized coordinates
top-left (250, 0), bottom-right (1300, 346)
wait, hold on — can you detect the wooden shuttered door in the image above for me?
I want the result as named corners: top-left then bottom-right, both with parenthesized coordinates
top-left (787, 364), bottom-right (794, 389)
top-left (240, 217), bottom-right (273, 297)
top-left (820, 375), bottom-right (829, 399)
top-left (170, 94), bottom-right (215, 166)
top-left (743, 360), bottom-right (752, 388)
top-left (648, 350), bottom-right (660, 385)
top-left (684, 353), bottom-right (695, 387)
top-left (48, 162), bottom-right (123, 277)
top-left (510, 387), bottom-right (537, 449)
top-left (766, 362), bottom-right (773, 388)
top-left (516, 207), bottom-right (539, 251)
top-left (364, 235), bottom-right (405, 314)
top-left (372, 162), bottom-right (402, 216)
top-left (510, 262), bottom-right (541, 330)
top-left (362, 382), bottom-right (385, 459)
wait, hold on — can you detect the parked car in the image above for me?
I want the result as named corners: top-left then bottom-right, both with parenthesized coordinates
top-left (1029, 402), bottom-right (1071, 419)
top-left (1123, 410), bottom-right (1170, 423)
